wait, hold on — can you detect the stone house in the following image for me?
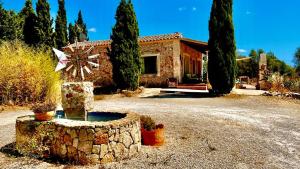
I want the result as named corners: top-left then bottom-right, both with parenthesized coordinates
top-left (63, 33), bottom-right (208, 87)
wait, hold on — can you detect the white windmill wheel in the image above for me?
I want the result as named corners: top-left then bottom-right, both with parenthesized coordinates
top-left (53, 40), bottom-right (100, 81)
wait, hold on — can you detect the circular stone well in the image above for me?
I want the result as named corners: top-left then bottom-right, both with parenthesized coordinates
top-left (16, 112), bottom-right (141, 164)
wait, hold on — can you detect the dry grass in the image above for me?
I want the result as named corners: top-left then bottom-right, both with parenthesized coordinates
top-left (121, 87), bottom-right (144, 97)
top-left (0, 41), bottom-right (61, 105)
top-left (223, 93), bottom-right (246, 99)
top-left (94, 87), bottom-right (144, 100)
top-left (94, 94), bottom-right (123, 101)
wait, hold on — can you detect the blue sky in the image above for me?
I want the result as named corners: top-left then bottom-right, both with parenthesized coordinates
top-left (2, 0), bottom-right (300, 65)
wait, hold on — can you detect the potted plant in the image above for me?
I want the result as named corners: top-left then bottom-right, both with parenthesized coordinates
top-left (31, 102), bottom-right (56, 121)
top-left (140, 115), bottom-right (165, 146)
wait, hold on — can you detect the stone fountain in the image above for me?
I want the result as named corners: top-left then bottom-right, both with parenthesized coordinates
top-left (61, 82), bottom-right (94, 121)
top-left (15, 45), bottom-right (141, 164)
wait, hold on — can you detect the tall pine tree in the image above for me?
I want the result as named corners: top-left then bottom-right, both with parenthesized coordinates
top-left (55, 0), bottom-right (68, 49)
top-left (36, 0), bottom-right (54, 47)
top-left (68, 23), bottom-right (77, 44)
top-left (110, 0), bottom-right (141, 90)
top-left (21, 0), bottom-right (39, 45)
top-left (208, 0), bottom-right (237, 94)
top-left (75, 10), bottom-right (88, 42)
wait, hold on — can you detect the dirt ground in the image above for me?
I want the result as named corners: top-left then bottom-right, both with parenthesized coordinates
top-left (0, 93), bottom-right (299, 169)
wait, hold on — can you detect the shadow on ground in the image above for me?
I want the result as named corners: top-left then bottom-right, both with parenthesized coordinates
top-left (0, 142), bottom-right (22, 158)
top-left (141, 92), bottom-right (217, 99)
top-left (0, 142), bottom-right (83, 166)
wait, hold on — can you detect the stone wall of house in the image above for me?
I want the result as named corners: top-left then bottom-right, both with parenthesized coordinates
top-left (89, 46), bottom-right (113, 87)
top-left (181, 42), bottom-right (203, 66)
top-left (16, 112), bottom-right (141, 164)
top-left (140, 40), bottom-right (176, 87)
top-left (173, 40), bottom-right (182, 83)
top-left (62, 40), bottom-right (180, 87)
top-left (62, 47), bottom-right (113, 86)
top-left (180, 42), bottom-right (203, 76)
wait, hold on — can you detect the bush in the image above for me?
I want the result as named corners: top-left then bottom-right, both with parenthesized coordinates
top-left (31, 101), bottom-right (56, 113)
top-left (0, 41), bottom-right (61, 105)
top-left (267, 72), bottom-right (287, 93)
top-left (284, 77), bottom-right (300, 93)
top-left (140, 115), bottom-right (156, 131)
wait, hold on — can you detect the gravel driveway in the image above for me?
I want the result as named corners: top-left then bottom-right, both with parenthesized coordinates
top-left (0, 94), bottom-right (299, 169)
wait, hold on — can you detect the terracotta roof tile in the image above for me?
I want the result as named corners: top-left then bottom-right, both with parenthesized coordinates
top-left (139, 32), bottom-right (183, 42)
top-left (65, 32), bottom-right (183, 48)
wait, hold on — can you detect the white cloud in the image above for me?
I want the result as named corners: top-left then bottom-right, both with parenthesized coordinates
top-left (238, 49), bottom-right (247, 53)
top-left (88, 28), bottom-right (97, 33)
top-left (178, 7), bottom-right (187, 12)
top-left (178, 6), bottom-right (197, 12)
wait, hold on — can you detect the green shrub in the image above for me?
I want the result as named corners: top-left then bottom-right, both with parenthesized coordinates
top-left (31, 101), bottom-right (56, 113)
top-left (267, 72), bottom-right (287, 93)
top-left (0, 41), bottom-right (61, 105)
top-left (284, 77), bottom-right (300, 93)
top-left (140, 115), bottom-right (156, 131)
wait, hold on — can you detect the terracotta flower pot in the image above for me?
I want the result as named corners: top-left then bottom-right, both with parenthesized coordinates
top-left (34, 111), bottom-right (55, 121)
top-left (141, 124), bottom-right (165, 146)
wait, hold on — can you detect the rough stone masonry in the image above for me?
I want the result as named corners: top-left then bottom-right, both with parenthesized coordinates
top-left (16, 112), bottom-right (141, 164)
top-left (61, 82), bottom-right (94, 120)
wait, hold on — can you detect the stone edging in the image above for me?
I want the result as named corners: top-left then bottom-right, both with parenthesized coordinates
top-left (16, 112), bottom-right (141, 164)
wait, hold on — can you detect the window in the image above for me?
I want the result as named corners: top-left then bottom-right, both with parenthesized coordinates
top-left (143, 56), bottom-right (157, 74)
top-left (184, 56), bottom-right (190, 74)
top-left (192, 60), bottom-right (196, 74)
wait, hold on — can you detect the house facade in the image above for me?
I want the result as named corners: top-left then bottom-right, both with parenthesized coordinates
top-left (63, 33), bottom-right (208, 87)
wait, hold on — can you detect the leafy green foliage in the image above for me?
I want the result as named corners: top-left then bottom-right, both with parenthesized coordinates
top-left (20, 0), bottom-right (40, 46)
top-left (236, 49), bottom-right (259, 78)
top-left (67, 11), bottom-right (88, 43)
top-left (68, 23), bottom-right (77, 44)
top-left (208, 0), bottom-right (237, 94)
top-left (35, 0), bottom-right (54, 48)
top-left (267, 72), bottom-right (286, 93)
top-left (0, 41), bottom-right (61, 105)
top-left (294, 48), bottom-right (300, 76)
top-left (266, 52), bottom-right (295, 76)
top-left (31, 101), bottom-right (56, 113)
top-left (237, 58), bottom-right (258, 78)
top-left (109, 0), bottom-right (141, 90)
top-left (237, 49), bottom-right (295, 79)
top-left (0, 4), bottom-right (23, 41)
top-left (284, 77), bottom-right (300, 93)
top-left (140, 115), bottom-right (156, 131)
top-left (55, 0), bottom-right (68, 49)
top-left (75, 10), bottom-right (88, 42)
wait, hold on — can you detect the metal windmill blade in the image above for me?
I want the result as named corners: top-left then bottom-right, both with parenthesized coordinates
top-left (54, 39), bottom-right (101, 81)
top-left (66, 65), bottom-right (74, 72)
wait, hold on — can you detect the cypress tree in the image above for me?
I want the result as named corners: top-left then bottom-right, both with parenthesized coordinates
top-left (294, 48), bottom-right (300, 76)
top-left (21, 0), bottom-right (39, 45)
top-left (75, 10), bottom-right (88, 41)
top-left (68, 23), bottom-right (77, 44)
top-left (110, 0), bottom-right (141, 90)
top-left (0, 2), bottom-right (21, 40)
top-left (36, 0), bottom-right (54, 47)
top-left (208, 0), bottom-right (237, 94)
top-left (0, 4), bottom-right (6, 40)
top-left (55, 0), bottom-right (68, 49)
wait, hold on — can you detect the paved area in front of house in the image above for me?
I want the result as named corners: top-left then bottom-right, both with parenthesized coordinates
top-left (0, 94), bottom-right (299, 169)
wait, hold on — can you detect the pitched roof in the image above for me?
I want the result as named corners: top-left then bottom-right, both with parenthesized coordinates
top-left (139, 32), bottom-right (183, 42)
top-left (65, 32), bottom-right (184, 48)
